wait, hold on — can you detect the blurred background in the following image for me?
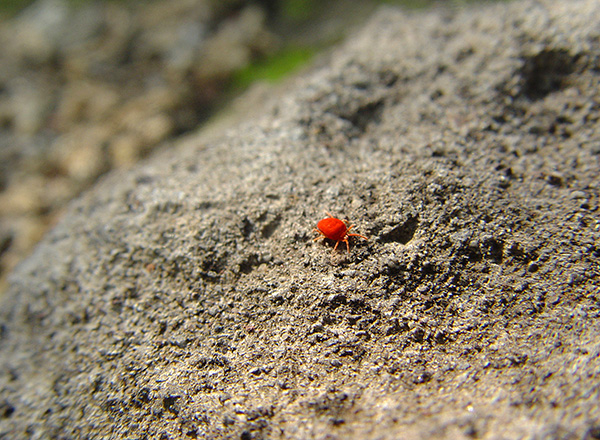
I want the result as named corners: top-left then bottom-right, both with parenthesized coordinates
top-left (0, 0), bottom-right (491, 292)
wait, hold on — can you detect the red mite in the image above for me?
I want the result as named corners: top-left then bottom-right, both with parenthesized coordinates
top-left (313, 212), bottom-right (367, 252)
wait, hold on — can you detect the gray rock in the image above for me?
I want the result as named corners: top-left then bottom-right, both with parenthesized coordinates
top-left (1, 0), bottom-right (599, 439)
top-left (6, 0), bottom-right (70, 65)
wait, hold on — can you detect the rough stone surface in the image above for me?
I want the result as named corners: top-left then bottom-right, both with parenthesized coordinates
top-left (1, 1), bottom-right (600, 439)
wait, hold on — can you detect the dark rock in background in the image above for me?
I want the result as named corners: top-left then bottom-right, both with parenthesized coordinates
top-left (0, 0), bottom-right (281, 289)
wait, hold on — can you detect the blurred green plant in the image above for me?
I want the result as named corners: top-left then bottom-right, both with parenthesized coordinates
top-left (0, 0), bottom-right (34, 14)
top-left (381, 0), bottom-right (509, 6)
top-left (0, 0), bottom-right (130, 15)
top-left (232, 46), bottom-right (315, 89)
top-left (379, 0), bottom-right (434, 8)
top-left (280, 0), bottom-right (318, 20)
top-left (279, 0), bottom-right (436, 22)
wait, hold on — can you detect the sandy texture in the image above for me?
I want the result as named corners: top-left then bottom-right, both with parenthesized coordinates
top-left (1, 0), bottom-right (600, 439)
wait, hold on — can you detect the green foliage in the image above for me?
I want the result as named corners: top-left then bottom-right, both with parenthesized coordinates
top-left (0, 0), bottom-right (34, 15)
top-left (378, 0), bottom-right (434, 8)
top-left (0, 0), bottom-right (130, 15)
top-left (280, 0), bottom-right (318, 20)
top-left (380, 0), bottom-right (510, 7)
top-left (232, 47), bottom-right (315, 89)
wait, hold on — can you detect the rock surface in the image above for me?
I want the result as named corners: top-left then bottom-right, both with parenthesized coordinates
top-left (1, 0), bottom-right (600, 439)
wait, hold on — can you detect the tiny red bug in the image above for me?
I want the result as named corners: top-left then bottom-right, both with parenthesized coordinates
top-left (313, 212), bottom-right (367, 252)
